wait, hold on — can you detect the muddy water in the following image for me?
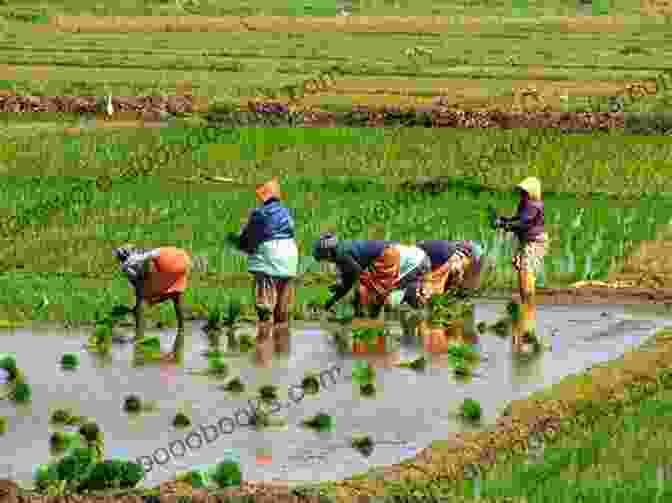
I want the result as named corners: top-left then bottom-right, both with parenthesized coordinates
top-left (0, 302), bottom-right (671, 488)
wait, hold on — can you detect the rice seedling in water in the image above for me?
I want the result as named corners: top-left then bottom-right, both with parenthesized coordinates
top-left (258, 384), bottom-right (278, 402)
top-left (352, 360), bottom-right (376, 385)
top-left (123, 395), bottom-right (142, 413)
top-left (476, 321), bottom-right (487, 334)
top-left (222, 297), bottom-right (243, 348)
top-left (60, 353), bottom-right (79, 370)
top-left (207, 357), bottom-right (229, 378)
top-left (51, 408), bottom-right (73, 424)
top-left (172, 412), bottom-right (191, 428)
top-left (0, 353), bottom-right (16, 373)
top-left (302, 412), bottom-right (334, 432)
top-left (49, 431), bottom-right (67, 451)
top-left (212, 460), bottom-right (242, 488)
top-left (448, 342), bottom-right (479, 362)
top-left (11, 381), bottom-right (31, 403)
top-left (491, 318), bottom-right (509, 336)
top-left (0, 416), bottom-right (6, 434)
top-left (460, 398), bottom-right (482, 421)
top-left (360, 382), bottom-right (376, 396)
top-left (301, 373), bottom-right (320, 394)
top-left (507, 301), bottom-right (521, 322)
top-left (78, 421), bottom-right (102, 444)
top-left (397, 356), bottom-right (427, 371)
top-left (223, 377), bottom-right (245, 393)
top-left (350, 434), bottom-right (374, 456)
top-left (453, 361), bottom-right (472, 378)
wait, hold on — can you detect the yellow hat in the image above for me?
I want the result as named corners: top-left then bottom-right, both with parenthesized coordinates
top-left (516, 177), bottom-right (541, 200)
top-left (255, 178), bottom-right (281, 203)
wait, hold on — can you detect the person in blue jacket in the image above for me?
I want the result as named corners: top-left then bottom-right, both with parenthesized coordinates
top-left (229, 178), bottom-right (298, 362)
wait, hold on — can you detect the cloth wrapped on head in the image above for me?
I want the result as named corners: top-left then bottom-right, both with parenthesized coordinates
top-left (516, 177), bottom-right (542, 200)
top-left (256, 178), bottom-right (281, 203)
top-left (313, 233), bottom-right (339, 261)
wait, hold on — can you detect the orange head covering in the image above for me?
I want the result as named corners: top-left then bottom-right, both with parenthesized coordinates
top-left (255, 178), bottom-right (281, 203)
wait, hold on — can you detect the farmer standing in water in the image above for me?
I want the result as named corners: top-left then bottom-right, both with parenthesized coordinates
top-left (114, 244), bottom-right (191, 360)
top-left (493, 177), bottom-right (548, 344)
top-left (312, 233), bottom-right (431, 318)
top-left (230, 178), bottom-right (298, 364)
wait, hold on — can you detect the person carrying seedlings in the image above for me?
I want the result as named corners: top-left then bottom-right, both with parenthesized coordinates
top-left (229, 178), bottom-right (298, 360)
top-left (416, 240), bottom-right (484, 296)
top-left (492, 177), bottom-right (548, 304)
top-left (312, 233), bottom-right (431, 318)
top-left (113, 244), bottom-right (191, 358)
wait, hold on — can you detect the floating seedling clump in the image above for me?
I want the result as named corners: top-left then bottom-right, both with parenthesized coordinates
top-left (258, 385), bottom-right (278, 402)
top-left (360, 382), bottom-right (376, 396)
top-left (123, 395), bottom-right (142, 413)
top-left (398, 356), bottom-right (427, 371)
top-left (491, 318), bottom-right (509, 336)
top-left (302, 412), bottom-right (334, 432)
top-left (351, 360), bottom-right (376, 386)
top-left (212, 460), bottom-right (242, 488)
top-left (60, 353), bottom-right (80, 370)
top-left (78, 421), bottom-right (102, 443)
top-left (447, 343), bottom-right (479, 362)
top-left (49, 431), bottom-right (67, 451)
top-left (459, 398), bottom-right (483, 422)
top-left (51, 408), bottom-right (73, 424)
top-left (207, 357), bottom-right (229, 378)
top-left (476, 321), bottom-right (487, 334)
top-left (223, 377), bottom-right (245, 393)
top-left (350, 434), bottom-right (374, 457)
top-left (0, 353), bottom-right (17, 373)
top-left (11, 381), bottom-right (32, 403)
top-left (173, 412), bottom-right (192, 428)
top-left (301, 373), bottom-right (320, 394)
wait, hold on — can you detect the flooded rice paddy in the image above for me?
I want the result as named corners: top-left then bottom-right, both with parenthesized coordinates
top-left (1, 301), bottom-right (672, 487)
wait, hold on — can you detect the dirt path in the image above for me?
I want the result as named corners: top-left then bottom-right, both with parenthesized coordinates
top-left (297, 77), bottom-right (648, 110)
top-left (42, 14), bottom-right (672, 34)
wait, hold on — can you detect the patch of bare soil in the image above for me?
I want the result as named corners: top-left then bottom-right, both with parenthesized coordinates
top-left (43, 15), bottom-right (666, 34)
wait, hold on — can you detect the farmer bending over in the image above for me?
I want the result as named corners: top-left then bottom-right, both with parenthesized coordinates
top-left (416, 240), bottom-right (484, 296)
top-left (233, 178), bottom-right (298, 360)
top-left (493, 177), bottom-right (548, 304)
top-left (113, 244), bottom-right (191, 358)
top-left (313, 233), bottom-right (431, 318)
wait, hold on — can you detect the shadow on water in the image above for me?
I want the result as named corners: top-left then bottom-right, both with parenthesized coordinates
top-left (1, 301), bottom-right (671, 487)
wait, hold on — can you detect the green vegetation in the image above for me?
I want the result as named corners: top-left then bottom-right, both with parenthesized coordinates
top-left (301, 373), bottom-right (321, 394)
top-left (350, 434), bottom-right (374, 457)
top-left (207, 357), bottom-right (229, 377)
top-left (60, 352), bottom-right (80, 370)
top-left (360, 382), bottom-right (376, 396)
top-left (302, 412), bottom-right (334, 432)
top-left (459, 398), bottom-right (483, 422)
top-left (223, 377), bottom-right (245, 393)
top-left (351, 360), bottom-right (376, 386)
top-left (211, 460), bottom-right (242, 489)
top-left (5, 125), bottom-right (672, 323)
top-left (172, 412), bottom-right (192, 428)
top-left (123, 395), bottom-right (142, 413)
top-left (11, 381), bottom-right (32, 403)
top-left (397, 356), bottom-right (427, 371)
top-left (0, 416), bottom-right (6, 434)
top-left (258, 384), bottom-right (278, 401)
